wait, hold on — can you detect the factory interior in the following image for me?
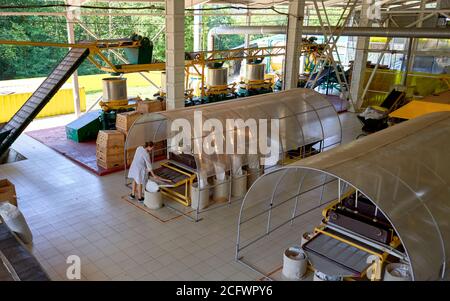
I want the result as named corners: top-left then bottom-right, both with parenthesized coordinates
top-left (0, 0), bottom-right (449, 282)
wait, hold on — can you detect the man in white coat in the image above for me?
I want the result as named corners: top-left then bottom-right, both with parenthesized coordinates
top-left (128, 141), bottom-right (171, 202)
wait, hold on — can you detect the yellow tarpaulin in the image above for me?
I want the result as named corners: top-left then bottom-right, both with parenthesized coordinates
top-left (389, 100), bottom-right (450, 120)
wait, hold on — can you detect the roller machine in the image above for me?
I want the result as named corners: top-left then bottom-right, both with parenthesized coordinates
top-left (152, 152), bottom-right (197, 207)
top-left (0, 222), bottom-right (49, 281)
top-left (303, 190), bottom-right (408, 281)
top-left (237, 61), bottom-right (273, 97)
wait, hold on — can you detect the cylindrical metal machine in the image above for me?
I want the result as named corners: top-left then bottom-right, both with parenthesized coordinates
top-left (207, 67), bottom-right (228, 86)
top-left (102, 77), bottom-right (127, 101)
top-left (246, 63), bottom-right (265, 81)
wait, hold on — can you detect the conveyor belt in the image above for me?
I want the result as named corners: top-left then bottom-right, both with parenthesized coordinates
top-left (303, 229), bottom-right (381, 277)
top-left (154, 166), bottom-right (190, 184)
top-left (0, 47), bottom-right (90, 157)
top-left (0, 223), bottom-right (49, 281)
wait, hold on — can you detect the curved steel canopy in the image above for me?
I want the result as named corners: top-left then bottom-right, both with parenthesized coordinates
top-left (239, 111), bottom-right (450, 280)
top-left (125, 88), bottom-right (342, 178)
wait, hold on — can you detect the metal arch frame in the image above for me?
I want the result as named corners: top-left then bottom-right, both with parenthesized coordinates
top-left (236, 111), bottom-right (450, 280)
top-left (123, 89), bottom-right (342, 222)
top-left (235, 165), bottom-right (414, 281)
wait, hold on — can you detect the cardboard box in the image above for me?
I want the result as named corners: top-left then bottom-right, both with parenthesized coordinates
top-left (96, 130), bottom-right (125, 149)
top-left (96, 130), bottom-right (125, 169)
top-left (96, 158), bottom-right (124, 170)
top-left (136, 100), bottom-right (163, 114)
top-left (115, 111), bottom-right (142, 135)
top-left (0, 179), bottom-right (17, 206)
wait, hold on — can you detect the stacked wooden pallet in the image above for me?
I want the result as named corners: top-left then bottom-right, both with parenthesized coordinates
top-left (113, 102), bottom-right (167, 167)
top-left (136, 99), bottom-right (165, 113)
top-left (96, 130), bottom-right (125, 169)
top-left (115, 111), bottom-right (142, 136)
top-left (0, 179), bottom-right (17, 206)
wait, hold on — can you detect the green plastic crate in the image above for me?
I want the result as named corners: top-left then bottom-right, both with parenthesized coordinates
top-left (66, 110), bottom-right (101, 143)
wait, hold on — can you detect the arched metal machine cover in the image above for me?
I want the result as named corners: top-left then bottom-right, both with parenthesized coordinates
top-left (124, 88), bottom-right (342, 178)
top-left (238, 111), bottom-right (450, 280)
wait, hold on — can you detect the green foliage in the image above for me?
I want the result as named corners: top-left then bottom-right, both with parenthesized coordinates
top-left (0, 1), bottom-right (290, 80)
top-left (202, 15), bottom-right (245, 50)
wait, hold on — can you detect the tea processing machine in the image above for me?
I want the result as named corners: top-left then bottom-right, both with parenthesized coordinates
top-left (237, 61), bottom-right (273, 97)
top-left (152, 152), bottom-right (197, 207)
top-left (237, 111), bottom-right (450, 281)
top-left (303, 190), bottom-right (405, 281)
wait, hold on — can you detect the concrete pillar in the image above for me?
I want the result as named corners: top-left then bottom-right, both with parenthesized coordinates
top-left (193, 4), bottom-right (202, 51)
top-left (350, 0), bottom-right (371, 111)
top-left (283, 0), bottom-right (305, 90)
top-left (66, 16), bottom-right (81, 117)
top-left (165, 0), bottom-right (185, 109)
top-left (243, 9), bottom-right (251, 79)
top-left (244, 9), bottom-right (251, 49)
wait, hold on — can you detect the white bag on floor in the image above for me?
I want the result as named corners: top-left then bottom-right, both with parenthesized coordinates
top-left (145, 180), bottom-right (159, 192)
top-left (0, 202), bottom-right (33, 244)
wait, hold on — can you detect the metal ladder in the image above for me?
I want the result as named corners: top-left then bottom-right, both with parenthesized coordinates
top-left (305, 0), bottom-right (357, 103)
top-left (0, 47), bottom-right (90, 157)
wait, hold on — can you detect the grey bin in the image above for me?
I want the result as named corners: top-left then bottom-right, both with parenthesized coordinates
top-left (213, 177), bottom-right (230, 203)
top-left (231, 171), bottom-right (248, 198)
top-left (191, 183), bottom-right (210, 210)
top-left (383, 263), bottom-right (411, 281)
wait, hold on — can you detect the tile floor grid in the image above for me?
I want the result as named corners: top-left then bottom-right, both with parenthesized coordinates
top-left (1, 113), bottom-right (361, 281)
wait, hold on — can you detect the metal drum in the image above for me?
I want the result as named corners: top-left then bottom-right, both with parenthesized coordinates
top-left (246, 63), bottom-right (265, 81)
top-left (102, 77), bottom-right (127, 101)
top-left (207, 67), bottom-right (228, 86)
top-left (160, 72), bottom-right (166, 93)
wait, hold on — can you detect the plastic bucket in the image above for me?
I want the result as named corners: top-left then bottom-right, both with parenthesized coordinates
top-left (231, 171), bottom-right (248, 198)
top-left (383, 263), bottom-right (411, 281)
top-left (144, 190), bottom-right (163, 210)
top-left (282, 246), bottom-right (307, 280)
top-left (213, 177), bottom-right (230, 203)
top-left (191, 183), bottom-right (210, 210)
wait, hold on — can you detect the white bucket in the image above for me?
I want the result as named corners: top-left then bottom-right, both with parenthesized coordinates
top-left (313, 270), bottom-right (343, 281)
top-left (231, 171), bottom-right (248, 198)
top-left (282, 246), bottom-right (307, 280)
top-left (213, 177), bottom-right (230, 203)
top-left (191, 183), bottom-right (210, 210)
top-left (144, 190), bottom-right (163, 210)
top-left (383, 263), bottom-right (411, 281)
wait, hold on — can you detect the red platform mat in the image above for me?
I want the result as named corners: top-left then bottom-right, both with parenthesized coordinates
top-left (26, 126), bottom-right (124, 176)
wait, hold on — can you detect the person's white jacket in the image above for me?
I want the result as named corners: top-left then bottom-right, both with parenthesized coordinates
top-left (128, 146), bottom-right (152, 184)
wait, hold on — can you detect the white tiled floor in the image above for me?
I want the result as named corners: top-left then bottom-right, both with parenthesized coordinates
top-left (0, 112), bottom-right (362, 281)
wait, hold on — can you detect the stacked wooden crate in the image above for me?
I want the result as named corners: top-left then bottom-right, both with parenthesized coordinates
top-left (96, 130), bottom-right (125, 169)
top-left (115, 111), bottom-right (142, 135)
top-left (0, 179), bottom-right (17, 206)
top-left (136, 99), bottom-right (165, 114)
top-left (115, 102), bottom-right (167, 167)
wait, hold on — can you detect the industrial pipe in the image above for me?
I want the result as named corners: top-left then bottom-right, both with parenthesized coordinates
top-left (207, 26), bottom-right (450, 50)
